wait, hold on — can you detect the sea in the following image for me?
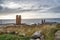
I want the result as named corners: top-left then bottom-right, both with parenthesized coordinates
top-left (0, 18), bottom-right (60, 25)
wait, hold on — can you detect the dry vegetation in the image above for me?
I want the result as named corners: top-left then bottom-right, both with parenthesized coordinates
top-left (0, 24), bottom-right (60, 40)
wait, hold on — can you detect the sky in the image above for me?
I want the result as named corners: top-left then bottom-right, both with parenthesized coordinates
top-left (0, 0), bottom-right (60, 19)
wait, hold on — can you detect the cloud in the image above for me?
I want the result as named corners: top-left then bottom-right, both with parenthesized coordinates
top-left (43, 6), bottom-right (60, 13)
top-left (0, 8), bottom-right (41, 13)
top-left (0, 6), bottom-right (3, 10)
top-left (0, 0), bottom-right (60, 18)
top-left (0, 0), bottom-right (3, 4)
top-left (49, 6), bottom-right (60, 13)
top-left (0, 4), bottom-right (52, 14)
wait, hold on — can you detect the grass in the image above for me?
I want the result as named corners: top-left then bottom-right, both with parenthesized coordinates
top-left (43, 24), bottom-right (60, 40)
top-left (0, 24), bottom-right (60, 40)
top-left (0, 34), bottom-right (30, 40)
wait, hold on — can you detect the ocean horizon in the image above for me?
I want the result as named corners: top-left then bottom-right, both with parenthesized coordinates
top-left (0, 18), bottom-right (60, 25)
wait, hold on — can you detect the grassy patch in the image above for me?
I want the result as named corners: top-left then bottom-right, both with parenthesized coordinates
top-left (0, 34), bottom-right (30, 40)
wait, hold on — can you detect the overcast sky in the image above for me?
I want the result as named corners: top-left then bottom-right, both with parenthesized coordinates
top-left (0, 0), bottom-right (60, 19)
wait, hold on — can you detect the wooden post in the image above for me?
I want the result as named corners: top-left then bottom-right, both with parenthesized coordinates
top-left (41, 19), bottom-right (45, 24)
top-left (43, 19), bottom-right (45, 24)
top-left (16, 15), bottom-right (21, 25)
top-left (41, 19), bottom-right (44, 24)
top-left (16, 15), bottom-right (19, 25)
top-left (18, 15), bottom-right (21, 24)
